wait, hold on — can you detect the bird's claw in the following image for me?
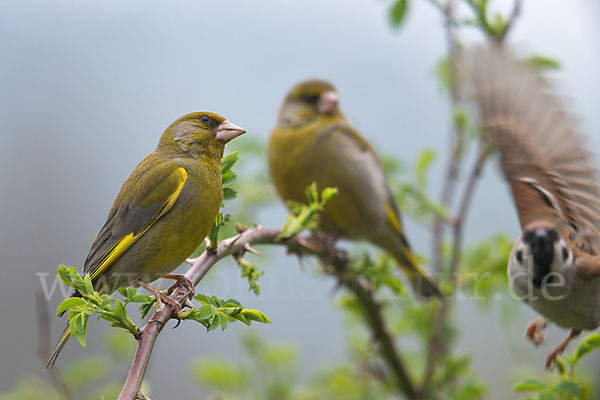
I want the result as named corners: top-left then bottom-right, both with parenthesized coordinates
top-left (525, 316), bottom-right (547, 346)
top-left (163, 274), bottom-right (195, 298)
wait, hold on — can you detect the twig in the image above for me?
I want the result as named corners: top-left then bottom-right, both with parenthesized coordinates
top-left (118, 227), bottom-right (417, 400)
top-left (431, 0), bottom-right (461, 274)
top-left (36, 288), bottom-right (74, 400)
top-left (420, 147), bottom-right (488, 397)
top-left (322, 263), bottom-right (417, 398)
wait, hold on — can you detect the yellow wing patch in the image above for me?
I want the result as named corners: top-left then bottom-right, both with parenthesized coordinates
top-left (90, 167), bottom-right (187, 281)
top-left (386, 204), bottom-right (403, 234)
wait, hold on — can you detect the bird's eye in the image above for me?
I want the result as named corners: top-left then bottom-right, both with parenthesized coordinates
top-left (516, 249), bottom-right (523, 264)
top-left (561, 247), bottom-right (569, 262)
top-left (301, 94), bottom-right (320, 104)
top-left (200, 115), bottom-right (210, 123)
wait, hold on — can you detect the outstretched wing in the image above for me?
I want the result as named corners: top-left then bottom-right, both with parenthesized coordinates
top-left (83, 158), bottom-right (187, 282)
top-left (463, 46), bottom-right (600, 254)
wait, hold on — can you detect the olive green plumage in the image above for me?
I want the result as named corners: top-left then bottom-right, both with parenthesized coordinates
top-left (47, 112), bottom-right (245, 369)
top-left (268, 80), bottom-right (441, 299)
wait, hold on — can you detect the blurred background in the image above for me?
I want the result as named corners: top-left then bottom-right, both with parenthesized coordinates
top-left (1, 0), bottom-right (599, 398)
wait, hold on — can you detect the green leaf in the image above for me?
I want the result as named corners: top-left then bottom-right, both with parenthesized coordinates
top-left (242, 309), bottom-right (271, 324)
top-left (305, 182), bottom-right (318, 204)
top-left (415, 149), bottom-right (436, 185)
top-left (57, 264), bottom-right (74, 287)
top-left (513, 378), bottom-right (547, 392)
top-left (321, 187), bottom-right (338, 203)
top-left (553, 380), bottom-right (582, 398)
top-left (56, 297), bottom-right (86, 315)
top-left (68, 310), bottom-right (90, 348)
top-left (180, 304), bottom-right (214, 322)
top-left (389, 0), bottom-right (409, 28)
top-left (528, 55), bottom-right (561, 71)
top-left (538, 389), bottom-right (558, 400)
top-left (223, 187), bottom-right (237, 200)
top-left (571, 332), bottom-right (600, 364)
top-left (194, 293), bottom-right (213, 305)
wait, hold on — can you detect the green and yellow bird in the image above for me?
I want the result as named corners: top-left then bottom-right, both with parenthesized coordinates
top-left (268, 80), bottom-right (441, 298)
top-left (46, 112), bottom-right (245, 369)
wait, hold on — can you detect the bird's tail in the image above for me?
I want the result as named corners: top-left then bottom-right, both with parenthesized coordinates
top-left (45, 324), bottom-right (71, 371)
top-left (392, 240), bottom-right (442, 299)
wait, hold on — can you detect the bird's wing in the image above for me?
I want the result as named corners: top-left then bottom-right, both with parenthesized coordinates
top-left (323, 122), bottom-right (407, 234)
top-left (574, 251), bottom-right (600, 278)
top-left (464, 46), bottom-right (600, 254)
top-left (83, 159), bottom-right (187, 282)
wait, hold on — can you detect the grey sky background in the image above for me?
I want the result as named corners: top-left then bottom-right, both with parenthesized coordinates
top-left (1, 0), bottom-right (599, 398)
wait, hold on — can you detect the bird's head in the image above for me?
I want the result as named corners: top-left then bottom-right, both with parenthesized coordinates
top-left (514, 220), bottom-right (572, 288)
top-left (158, 112), bottom-right (245, 158)
top-left (277, 79), bottom-right (341, 128)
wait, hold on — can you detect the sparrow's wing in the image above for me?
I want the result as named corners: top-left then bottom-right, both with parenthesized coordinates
top-left (463, 47), bottom-right (600, 254)
top-left (574, 251), bottom-right (600, 278)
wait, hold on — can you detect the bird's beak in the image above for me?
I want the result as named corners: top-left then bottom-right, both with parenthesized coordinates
top-left (318, 91), bottom-right (339, 114)
top-left (215, 120), bottom-right (246, 142)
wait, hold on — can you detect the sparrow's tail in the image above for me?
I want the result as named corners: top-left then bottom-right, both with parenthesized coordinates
top-left (45, 324), bottom-right (71, 371)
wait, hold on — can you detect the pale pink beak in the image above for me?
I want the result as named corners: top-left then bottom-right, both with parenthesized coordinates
top-left (215, 120), bottom-right (246, 142)
top-left (318, 91), bottom-right (339, 114)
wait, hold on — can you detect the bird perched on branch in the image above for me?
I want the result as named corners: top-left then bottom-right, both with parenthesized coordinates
top-left (46, 112), bottom-right (245, 369)
top-left (464, 46), bottom-right (600, 369)
top-left (268, 79), bottom-right (441, 299)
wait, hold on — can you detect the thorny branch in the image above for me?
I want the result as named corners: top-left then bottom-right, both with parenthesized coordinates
top-left (118, 227), bottom-right (417, 400)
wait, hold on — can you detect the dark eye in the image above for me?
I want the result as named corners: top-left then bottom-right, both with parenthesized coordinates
top-left (200, 115), bottom-right (210, 123)
top-left (516, 249), bottom-right (523, 264)
top-left (561, 247), bottom-right (569, 262)
top-left (301, 94), bottom-right (320, 104)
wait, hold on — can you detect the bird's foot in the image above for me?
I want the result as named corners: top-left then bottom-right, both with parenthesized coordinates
top-left (163, 274), bottom-right (195, 298)
top-left (525, 316), bottom-right (547, 346)
top-left (545, 329), bottom-right (582, 370)
top-left (137, 280), bottom-right (182, 314)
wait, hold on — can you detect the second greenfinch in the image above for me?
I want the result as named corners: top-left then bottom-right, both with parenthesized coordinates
top-left (268, 80), bottom-right (441, 298)
top-left (46, 112), bottom-right (245, 369)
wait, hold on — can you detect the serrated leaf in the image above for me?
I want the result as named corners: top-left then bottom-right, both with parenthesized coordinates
top-left (57, 264), bottom-right (73, 286)
top-left (389, 0), bottom-right (409, 28)
top-left (56, 297), bottom-right (86, 315)
top-left (180, 304), bottom-right (214, 322)
top-left (223, 187), bottom-right (237, 200)
top-left (69, 311), bottom-right (89, 348)
top-left (83, 274), bottom-right (94, 294)
top-left (209, 312), bottom-right (222, 331)
top-left (224, 300), bottom-right (242, 308)
top-left (513, 378), bottom-right (547, 392)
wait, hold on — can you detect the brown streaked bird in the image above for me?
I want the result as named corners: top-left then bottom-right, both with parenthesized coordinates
top-left (465, 47), bottom-right (600, 369)
top-left (268, 79), bottom-right (441, 299)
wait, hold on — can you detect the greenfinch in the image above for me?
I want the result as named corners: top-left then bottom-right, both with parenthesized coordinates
top-left (46, 112), bottom-right (245, 369)
top-left (268, 80), bottom-right (441, 298)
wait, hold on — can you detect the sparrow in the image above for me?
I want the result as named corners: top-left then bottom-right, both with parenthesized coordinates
top-left (464, 46), bottom-right (600, 369)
